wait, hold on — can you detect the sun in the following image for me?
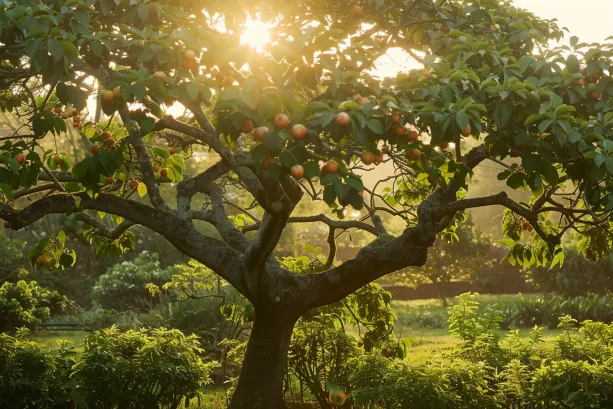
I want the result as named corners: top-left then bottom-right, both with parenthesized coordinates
top-left (240, 17), bottom-right (273, 52)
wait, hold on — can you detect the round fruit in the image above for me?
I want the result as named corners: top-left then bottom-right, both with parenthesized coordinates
top-left (461, 124), bottom-right (472, 137)
top-left (106, 177), bottom-right (114, 185)
top-left (73, 115), bottom-right (81, 122)
top-left (91, 144), bottom-right (100, 155)
top-left (240, 119), bottom-right (255, 134)
top-left (101, 131), bottom-right (111, 140)
top-left (61, 112), bottom-right (68, 119)
top-left (491, 23), bottom-right (500, 32)
top-left (352, 94), bottom-right (362, 101)
top-left (253, 126), bottom-right (269, 141)
top-left (335, 112), bottom-right (350, 126)
top-left (53, 107), bottom-right (63, 115)
top-left (182, 59), bottom-right (196, 70)
top-left (53, 155), bottom-right (61, 165)
top-left (72, 121), bottom-right (80, 128)
top-left (261, 156), bottom-right (274, 169)
top-left (391, 114), bottom-right (401, 123)
top-left (168, 146), bottom-right (176, 155)
top-left (407, 148), bottom-right (422, 161)
top-left (274, 114), bottom-right (290, 129)
top-left (337, 209), bottom-right (346, 219)
top-left (408, 129), bottom-right (419, 142)
top-left (129, 179), bottom-right (139, 190)
top-left (164, 97), bottom-right (175, 107)
top-left (101, 90), bottom-right (114, 101)
top-left (36, 255), bottom-right (48, 265)
top-left (153, 71), bottom-right (167, 80)
top-left (522, 222), bottom-right (533, 232)
top-left (423, 70), bottom-right (433, 79)
top-left (323, 160), bottom-right (339, 173)
top-left (153, 165), bottom-right (161, 173)
top-left (105, 138), bottom-right (116, 146)
top-left (291, 124), bottom-right (307, 139)
top-left (351, 4), bottom-right (362, 16)
top-left (393, 125), bottom-right (406, 136)
top-left (440, 142), bottom-right (449, 150)
top-left (329, 391), bottom-right (346, 407)
top-left (361, 151), bottom-right (375, 165)
top-left (184, 49), bottom-right (197, 60)
top-left (15, 153), bottom-right (25, 165)
top-left (290, 164), bottom-right (304, 180)
top-left (113, 87), bottom-right (121, 99)
top-left (592, 92), bottom-right (602, 101)
top-left (374, 150), bottom-right (384, 164)
top-left (357, 97), bottom-right (370, 104)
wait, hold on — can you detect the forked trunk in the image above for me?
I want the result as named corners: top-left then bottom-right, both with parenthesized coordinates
top-left (228, 307), bottom-right (298, 409)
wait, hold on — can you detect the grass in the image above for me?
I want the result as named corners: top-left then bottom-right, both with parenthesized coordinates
top-left (28, 330), bottom-right (88, 350)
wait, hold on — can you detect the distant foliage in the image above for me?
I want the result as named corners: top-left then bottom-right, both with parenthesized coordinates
top-left (0, 280), bottom-right (67, 332)
top-left (92, 251), bottom-right (172, 311)
top-left (527, 248), bottom-right (613, 296)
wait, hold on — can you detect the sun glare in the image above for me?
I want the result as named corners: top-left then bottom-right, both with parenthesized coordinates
top-left (240, 17), bottom-right (273, 52)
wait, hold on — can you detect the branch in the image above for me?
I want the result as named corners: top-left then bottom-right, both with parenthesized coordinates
top-left (202, 184), bottom-right (249, 251)
top-left (324, 227), bottom-right (337, 269)
top-left (242, 213), bottom-right (380, 236)
top-left (75, 212), bottom-right (135, 240)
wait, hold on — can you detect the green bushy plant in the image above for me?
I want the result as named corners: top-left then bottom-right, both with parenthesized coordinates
top-left (0, 280), bottom-right (67, 332)
top-left (92, 251), bottom-right (173, 311)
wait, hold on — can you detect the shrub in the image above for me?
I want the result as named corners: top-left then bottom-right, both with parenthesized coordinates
top-left (73, 327), bottom-right (218, 408)
top-left (0, 280), bottom-right (67, 332)
top-left (92, 251), bottom-right (173, 311)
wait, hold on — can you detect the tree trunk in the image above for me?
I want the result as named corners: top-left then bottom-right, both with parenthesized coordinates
top-left (228, 307), bottom-right (298, 409)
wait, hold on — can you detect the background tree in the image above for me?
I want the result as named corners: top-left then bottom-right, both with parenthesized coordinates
top-left (2, 1), bottom-right (613, 408)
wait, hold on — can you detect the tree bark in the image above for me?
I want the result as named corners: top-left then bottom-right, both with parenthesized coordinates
top-left (228, 307), bottom-right (298, 409)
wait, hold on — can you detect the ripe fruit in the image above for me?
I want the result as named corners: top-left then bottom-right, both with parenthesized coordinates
top-left (129, 179), bottom-right (139, 190)
top-left (391, 114), bottom-right (401, 123)
top-left (335, 112), bottom-right (350, 126)
top-left (491, 23), bottom-right (500, 32)
top-left (240, 119), bottom-right (255, 134)
top-left (352, 94), bottom-right (362, 101)
top-left (274, 114), bottom-right (290, 129)
top-left (153, 71), bottom-right (167, 80)
top-left (290, 164), bottom-right (304, 180)
top-left (36, 255), bottom-right (48, 265)
top-left (361, 151), bottom-right (375, 165)
top-left (100, 131), bottom-right (111, 140)
top-left (91, 144), bottom-right (100, 155)
top-left (168, 146), bottom-right (176, 155)
top-left (15, 153), bottom-right (25, 165)
top-left (408, 129), bottom-right (419, 142)
top-left (440, 142), bottom-right (449, 150)
top-left (422, 70), bottom-right (433, 79)
top-left (329, 391), bottom-right (346, 407)
top-left (61, 112), bottom-right (68, 119)
top-left (357, 97), bottom-right (370, 104)
top-left (261, 156), bottom-right (274, 169)
top-left (406, 148), bottom-right (422, 161)
top-left (337, 209), bottom-right (346, 219)
top-left (53, 155), bottom-right (61, 165)
top-left (105, 138), bottom-right (116, 146)
top-left (393, 125), bottom-right (406, 136)
top-left (253, 126), bottom-right (269, 141)
top-left (73, 115), bottom-right (81, 122)
top-left (72, 121), bottom-right (80, 128)
top-left (113, 87), bottom-right (122, 99)
top-left (461, 124), bottom-right (472, 137)
top-left (323, 160), bottom-right (339, 173)
top-left (184, 49), bottom-right (197, 60)
top-left (351, 4), bottom-right (362, 16)
top-left (164, 97), bottom-right (175, 107)
top-left (101, 90), bottom-right (114, 101)
top-left (374, 150), bottom-right (384, 164)
top-left (592, 92), bottom-right (602, 101)
top-left (182, 59), bottom-right (196, 70)
top-left (106, 177), bottom-right (114, 185)
top-left (53, 107), bottom-right (63, 115)
top-left (153, 165), bottom-right (161, 173)
top-left (291, 124), bottom-right (307, 139)
top-left (522, 222), bottom-right (533, 232)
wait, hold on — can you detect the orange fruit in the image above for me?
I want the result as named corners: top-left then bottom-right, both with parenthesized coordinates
top-left (274, 114), bottom-right (290, 129)
top-left (291, 124), bottom-right (307, 139)
top-left (253, 126), bottom-right (269, 141)
top-left (335, 112), bottom-right (350, 126)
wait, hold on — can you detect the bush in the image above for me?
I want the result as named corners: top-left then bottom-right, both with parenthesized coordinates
top-left (527, 248), bottom-right (613, 296)
top-left (92, 251), bottom-right (173, 311)
top-left (0, 280), bottom-right (67, 332)
top-left (0, 233), bottom-right (27, 282)
top-left (0, 328), bottom-right (217, 409)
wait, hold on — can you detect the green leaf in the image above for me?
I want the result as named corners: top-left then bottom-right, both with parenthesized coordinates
top-left (306, 101), bottom-right (333, 113)
top-left (59, 253), bottom-right (75, 269)
top-left (59, 41), bottom-right (78, 59)
top-left (366, 119), bottom-right (384, 135)
top-left (323, 184), bottom-right (336, 205)
top-left (303, 161), bottom-right (320, 179)
top-left (320, 172), bottom-right (339, 185)
top-left (47, 38), bottom-right (63, 62)
top-left (186, 83), bottom-right (199, 102)
top-left (455, 111), bottom-right (469, 130)
top-left (538, 119), bottom-right (553, 134)
top-left (132, 81), bottom-right (147, 102)
top-left (0, 183), bottom-right (14, 201)
top-left (345, 176), bottom-right (363, 192)
top-left (279, 150), bottom-right (298, 168)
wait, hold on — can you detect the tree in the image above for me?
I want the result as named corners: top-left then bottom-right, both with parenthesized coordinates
top-left (2, 0), bottom-right (613, 408)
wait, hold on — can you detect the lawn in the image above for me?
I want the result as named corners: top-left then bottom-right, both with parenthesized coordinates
top-left (28, 330), bottom-right (89, 350)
